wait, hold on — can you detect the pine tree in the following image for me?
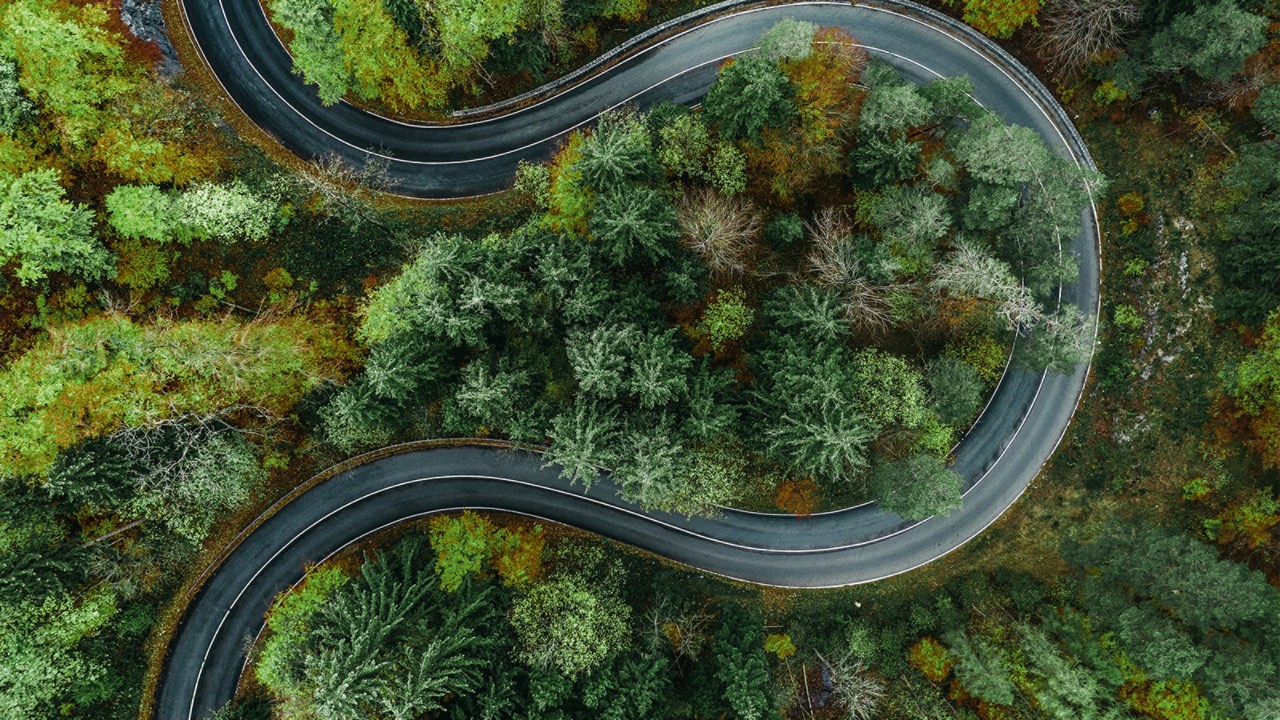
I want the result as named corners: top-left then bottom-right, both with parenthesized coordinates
top-left (712, 604), bottom-right (774, 720)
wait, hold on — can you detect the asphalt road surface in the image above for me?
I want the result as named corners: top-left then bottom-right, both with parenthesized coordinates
top-left (159, 0), bottom-right (1099, 717)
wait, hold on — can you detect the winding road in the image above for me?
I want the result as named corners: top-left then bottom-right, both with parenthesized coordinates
top-left (157, 0), bottom-right (1100, 718)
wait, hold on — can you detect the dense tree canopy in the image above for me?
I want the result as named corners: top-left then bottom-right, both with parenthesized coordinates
top-left (0, 313), bottom-right (351, 477)
top-left (1148, 1), bottom-right (1267, 81)
top-left (257, 539), bottom-right (495, 719)
top-left (0, 168), bottom-right (111, 284)
top-left (317, 25), bottom-right (1101, 519)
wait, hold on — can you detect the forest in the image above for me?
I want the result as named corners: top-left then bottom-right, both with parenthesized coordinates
top-left (0, 0), bottom-right (1279, 718)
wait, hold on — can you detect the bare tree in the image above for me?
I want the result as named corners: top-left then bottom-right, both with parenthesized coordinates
top-left (644, 595), bottom-right (714, 660)
top-left (677, 187), bottom-right (764, 277)
top-left (805, 208), bottom-right (896, 335)
top-left (1036, 0), bottom-right (1139, 77)
top-left (932, 240), bottom-right (1041, 330)
top-left (294, 153), bottom-right (397, 236)
top-left (818, 651), bottom-right (887, 720)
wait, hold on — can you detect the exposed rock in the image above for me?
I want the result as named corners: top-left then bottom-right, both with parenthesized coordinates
top-left (119, 0), bottom-right (183, 79)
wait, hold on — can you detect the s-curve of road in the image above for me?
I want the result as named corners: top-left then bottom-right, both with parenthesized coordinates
top-left (159, 0), bottom-right (1099, 717)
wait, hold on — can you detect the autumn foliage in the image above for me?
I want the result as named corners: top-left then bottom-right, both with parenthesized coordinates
top-left (908, 637), bottom-right (954, 682)
top-left (954, 0), bottom-right (1043, 38)
top-left (748, 27), bottom-right (867, 201)
top-left (774, 477), bottom-right (820, 518)
top-left (0, 312), bottom-right (356, 477)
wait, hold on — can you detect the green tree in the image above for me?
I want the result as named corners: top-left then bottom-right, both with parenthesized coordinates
top-left (1231, 308), bottom-right (1280, 467)
top-left (1062, 523), bottom-right (1280, 716)
top-left (1253, 84), bottom-right (1280, 133)
top-left (697, 287), bottom-right (755, 352)
top-left (427, 511), bottom-right (544, 591)
top-left (566, 324), bottom-right (636, 400)
top-left (511, 574), bottom-right (631, 677)
top-left (0, 59), bottom-right (33, 134)
top-left (256, 565), bottom-right (350, 693)
top-left (589, 187), bottom-right (678, 267)
top-left (869, 185), bottom-right (950, 274)
top-left (579, 650), bottom-right (674, 719)
top-left (544, 398), bottom-right (620, 488)
top-left (755, 18), bottom-right (817, 63)
top-left (1017, 624), bottom-right (1120, 720)
top-left (0, 0), bottom-right (139, 149)
top-left (851, 349), bottom-right (931, 433)
top-left (702, 55), bottom-right (795, 144)
top-left (259, 539), bottom-right (492, 719)
top-left (628, 330), bottom-right (691, 410)
top-left (764, 212), bottom-right (805, 250)
top-left (867, 453), bottom-right (964, 520)
top-left (1217, 142), bottom-right (1280, 324)
top-left (443, 356), bottom-right (541, 439)
top-left (764, 284), bottom-right (847, 343)
top-left (752, 339), bottom-right (876, 485)
top-left (611, 414), bottom-right (691, 508)
top-left (712, 604), bottom-right (774, 720)
top-left (657, 112), bottom-right (710, 178)
top-left (1116, 604), bottom-right (1211, 680)
top-left (0, 168), bottom-right (111, 284)
top-left (121, 425), bottom-right (267, 544)
top-left (926, 357), bottom-right (985, 426)
top-left (330, 0), bottom-right (436, 110)
top-left (952, 112), bottom-right (1050, 189)
top-left (0, 587), bottom-right (117, 718)
top-left (1149, 1), bottom-right (1267, 81)
top-left (265, 0), bottom-right (351, 104)
top-left (1064, 523), bottom-right (1280, 643)
top-left (683, 360), bottom-right (739, 444)
top-left (576, 111), bottom-right (660, 193)
top-left (0, 482), bottom-right (85, 605)
top-left (0, 313), bottom-right (349, 477)
top-left (320, 334), bottom-right (449, 452)
top-left (944, 630), bottom-right (1015, 705)
top-left (919, 74), bottom-right (983, 123)
top-left (360, 233), bottom-right (532, 347)
top-left (104, 185), bottom-right (181, 243)
top-left (179, 180), bottom-right (281, 243)
top-left (1020, 304), bottom-right (1096, 374)
top-left (708, 141), bottom-right (748, 195)
top-left (858, 82), bottom-right (931, 137)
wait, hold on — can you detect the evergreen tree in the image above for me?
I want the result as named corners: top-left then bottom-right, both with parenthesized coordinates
top-left (702, 55), bottom-right (795, 144)
top-left (868, 454), bottom-right (965, 520)
top-left (589, 187), bottom-right (679, 267)
top-left (752, 338), bottom-right (876, 485)
top-left (628, 330), bottom-right (691, 410)
top-left (712, 604), bottom-right (774, 720)
top-left (1217, 142), bottom-right (1280, 324)
top-left (544, 398), bottom-right (620, 488)
top-left (754, 18), bottom-right (817, 62)
top-left (944, 630), bottom-right (1015, 705)
top-left (566, 324), bottom-right (637, 400)
top-left (926, 357), bottom-right (986, 427)
top-left (1149, 1), bottom-right (1267, 81)
top-left (576, 110), bottom-right (661, 193)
